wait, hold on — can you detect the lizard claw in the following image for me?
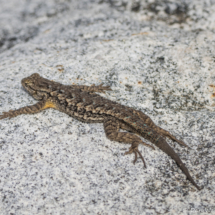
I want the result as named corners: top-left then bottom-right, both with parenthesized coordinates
top-left (125, 146), bottom-right (147, 168)
top-left (98, 83), bottom-right (112, 92)
top-left (0, 112), bottom-right (10, 119)
top-left (90, 83), bottom-right (112, 93)
top-left (176, 139), bottom-right (190, 148)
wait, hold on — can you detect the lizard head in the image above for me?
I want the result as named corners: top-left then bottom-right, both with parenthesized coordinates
top-left (22, 73), bottom-right (56, 100)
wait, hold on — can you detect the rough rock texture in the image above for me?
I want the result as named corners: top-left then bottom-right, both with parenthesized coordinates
top-left (0, 0), bottom-right (214, 214)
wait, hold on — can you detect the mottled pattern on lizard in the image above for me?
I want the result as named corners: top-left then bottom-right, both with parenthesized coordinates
top-left (0, 73), bottom-right (201, 190)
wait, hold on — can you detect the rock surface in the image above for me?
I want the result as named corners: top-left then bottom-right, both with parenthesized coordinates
top-left (0, 0), bottom-right (214, 214)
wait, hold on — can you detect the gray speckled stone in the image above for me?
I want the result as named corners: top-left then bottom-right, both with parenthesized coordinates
top-left (0, 0), bottom-right (214, 214)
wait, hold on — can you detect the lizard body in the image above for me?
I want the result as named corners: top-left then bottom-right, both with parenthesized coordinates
top-left (0, 73), bottom-right (201, 190)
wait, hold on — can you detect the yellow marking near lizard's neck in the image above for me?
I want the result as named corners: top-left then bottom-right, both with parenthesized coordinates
top-left (42, 100), bottom-right (56, 109)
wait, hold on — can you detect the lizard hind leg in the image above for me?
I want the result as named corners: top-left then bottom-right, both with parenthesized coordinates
top-left (154, 127), bottom-right (189, 148)
top-left (133, 110), bottom-right (189, 148)
top-left (103, 117), bottom-right (154, 167)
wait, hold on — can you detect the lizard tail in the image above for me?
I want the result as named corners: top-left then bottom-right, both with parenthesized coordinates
top-left (155, 138), bottom-right (201, 190)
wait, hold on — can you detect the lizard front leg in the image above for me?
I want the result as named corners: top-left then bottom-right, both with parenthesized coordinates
top-left (103, 117), bottom-right (154, 167)
top-left (0, 99), bottom-right (55, 119)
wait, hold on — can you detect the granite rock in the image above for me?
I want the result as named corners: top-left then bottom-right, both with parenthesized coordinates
top-left (0, 0), bottom-right (215, 214)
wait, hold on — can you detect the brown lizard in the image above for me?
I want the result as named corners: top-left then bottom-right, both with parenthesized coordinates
top-left (0, 73), bottom-right (201, 190)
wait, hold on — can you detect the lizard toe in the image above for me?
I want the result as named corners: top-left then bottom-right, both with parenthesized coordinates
top-left (125, 146), bottom-right (147, 168)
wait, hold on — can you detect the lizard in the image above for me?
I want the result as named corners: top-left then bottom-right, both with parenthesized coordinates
top-left (0, 73), bottom-right (201, 190)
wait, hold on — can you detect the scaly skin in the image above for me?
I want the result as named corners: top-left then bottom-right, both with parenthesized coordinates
top-left (0, 73), bottom-right (201, 190)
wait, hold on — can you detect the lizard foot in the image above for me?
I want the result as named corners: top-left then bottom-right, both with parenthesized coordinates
top-left (176, 139), bottom-right (190, 148)
top-left (0, 111), bottom-right (13, 119)
top-left (91, 83), bottom-right (112, 93)
top-left (125, 146), bottom-right (147, 168)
